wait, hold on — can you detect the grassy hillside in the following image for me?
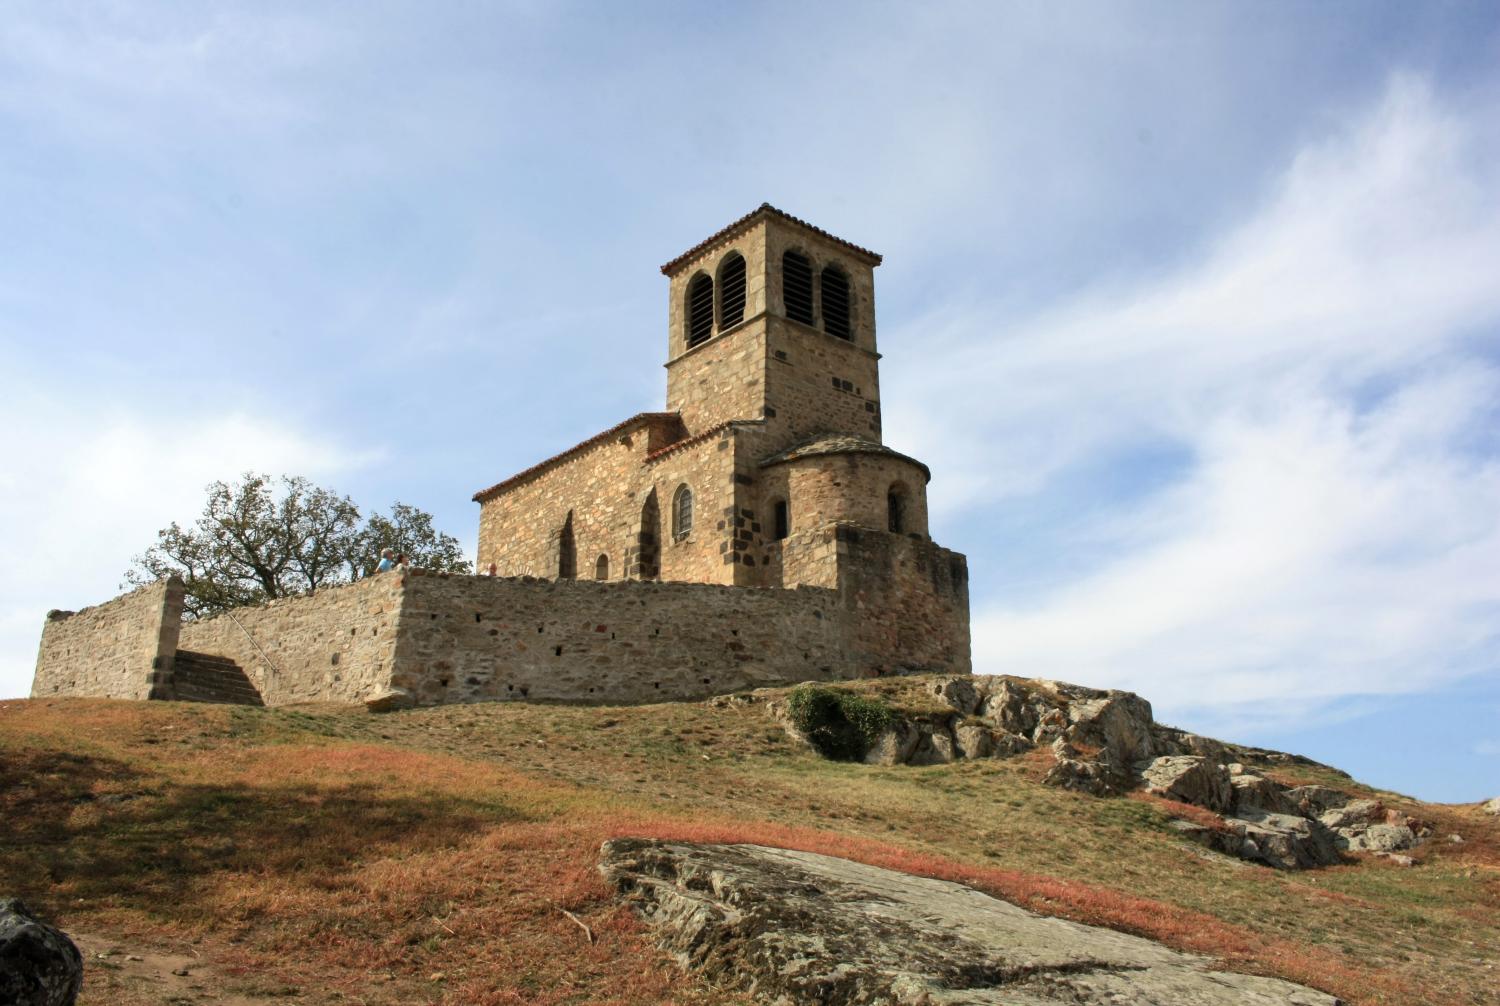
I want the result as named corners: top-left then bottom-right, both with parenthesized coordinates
top-left (1, 679), bottom-right (1496, 1005)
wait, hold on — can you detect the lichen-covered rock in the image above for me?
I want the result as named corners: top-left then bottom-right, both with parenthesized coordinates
top-left (1337, 822), bottom-right (1418, 853)
top-left (0, 899), bottom-right (83, 1006)
top-left (991, 730), bottom-right (1033, 756)
top-left (1140, 756), bottom-right (1234, 813)
top-left (1065, 692), bottom-right (1156, 775)
top-left (1317, 798), bottom-right (1384, 831)
top-left (952, 722), bottom-right (994, 759)
top-left (1284, 786), bottom-right (1351, 817)
top-left (1228, 770), bottom-right (1298, 816)
top-left (1044, 756), bottom-right (1115, 796)
top-left (975, 678), bottom-right (1038, 736)
top-left (908, 726), bottom-right (957, 766)
top-left (599, 839), bottom-right (1341, 1005)
top-left (1232, 811), bottom-right (1342, 870)
top-left (928, 676), bottom-right (981, 715)
top-left (863, 719), bottom-right (922, 765)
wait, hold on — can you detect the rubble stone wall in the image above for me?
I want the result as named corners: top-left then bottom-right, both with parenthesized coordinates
top-left (31, 578), bottom-right (183, 700)
top-left (175, 574), bottom-right (403, 705)
top-left (388, 570), bottom-right (851, 705)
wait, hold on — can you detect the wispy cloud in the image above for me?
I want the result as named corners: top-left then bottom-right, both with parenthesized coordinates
top-left (885, 75), bottom-right (1500, 729)
top-left (0, 373), bottom-right (380, 698)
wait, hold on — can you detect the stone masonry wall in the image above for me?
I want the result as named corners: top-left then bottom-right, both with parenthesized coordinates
top-left (837, 525), bottom-right (971, 676)
top-left (665, 318), bottom-right (771, 436)
top-left (32, 578), bottom-right (183, 700)
top-left (762, 316), bottom-right (882, 453)
top-left (478, 425), bottom-right (744, 588)
top-left (176, 573), bottom-right (403, 705)
top-left (389, 570), bottom-right (850, 705)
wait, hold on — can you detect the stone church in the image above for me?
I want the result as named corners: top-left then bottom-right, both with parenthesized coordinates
top-left (475, 204), bottom-right (951, 594)
top-left (33, 206), bottom-right (970, 709)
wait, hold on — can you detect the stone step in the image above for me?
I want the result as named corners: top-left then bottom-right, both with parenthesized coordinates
top-left (171, 651), bottom-right (264, 707)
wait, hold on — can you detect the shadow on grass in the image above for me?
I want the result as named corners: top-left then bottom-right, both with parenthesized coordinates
top-left (0, 747), bottom-right (529, 915)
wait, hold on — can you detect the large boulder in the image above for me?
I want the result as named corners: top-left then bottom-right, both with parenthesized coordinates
top-left (1140, 756), bottom-right (1234, 814)
top-left (863, 720), bottom-right (921, 766)
top-left (974, 678), bottom-right (1038, 737)
top-left (1483, 796), bottom-right (1500, 816)
top-left (598, 839), bottom-right (1341, 1005)
top-left (1232, 812), bottom-right (1343, 870)
top-left (1227, 767), bottom-right (1298, 816)
top-left (0, 899), bottom-right (82, 1006)
top-left (907, 726), bottom-right (957, 766)
top-left (1064, 692), bottom-right (1156, 774)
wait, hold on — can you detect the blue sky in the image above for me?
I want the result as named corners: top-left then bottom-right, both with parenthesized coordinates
top-left (2, 2), bottom-right (1497, 802)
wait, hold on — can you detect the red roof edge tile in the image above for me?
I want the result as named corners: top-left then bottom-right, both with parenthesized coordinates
top-left (472, 412), bottom-right (683, 502)
top-left (660, 203), bottom-right (883, 276)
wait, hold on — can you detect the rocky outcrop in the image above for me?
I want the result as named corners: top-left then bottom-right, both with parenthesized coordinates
top-left (1484, 796), bottom-right (1500, 815)
top-left (599, 839), bottom-right (1341, 1005)
top-left (0, 899), bottom-right (83, 1006)
top-left (773, 675), bottom-right (1427, 870)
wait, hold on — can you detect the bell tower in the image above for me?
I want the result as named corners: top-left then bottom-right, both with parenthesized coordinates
top-left (659, 204), bottom-right (885, 455)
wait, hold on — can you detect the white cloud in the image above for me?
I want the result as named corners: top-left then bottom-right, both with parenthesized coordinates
top-left (0, 382), bottom-right (380, 699)
top-left (887, 75), bottom-right (1500, 727)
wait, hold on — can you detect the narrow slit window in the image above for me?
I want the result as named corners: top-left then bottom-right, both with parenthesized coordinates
top-left (821, 266), bottom-right (851, 340)
top-left (687, 273), bottom-right (714, 347)
top-left (773, 499), bottom-right (789, 540)
top-left (783, 251), bottom-right (814, 325)
top-left (887, 487), bottom-right (906, 534)
top-left (557, 511), bottom-right (576, 579)
top-left (718, 253), bottom-right (746, 330)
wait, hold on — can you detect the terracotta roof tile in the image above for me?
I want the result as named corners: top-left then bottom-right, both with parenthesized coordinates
top-left (472, 412), bottom-right (684, 502)
top-left (660, 203), bottom-right (883, 276)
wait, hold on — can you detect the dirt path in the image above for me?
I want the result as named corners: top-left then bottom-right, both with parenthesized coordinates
top-left (72, 931), bottom-right (264, 1006)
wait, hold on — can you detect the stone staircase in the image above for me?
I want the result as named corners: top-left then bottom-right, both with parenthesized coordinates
top-left (170, 650), bottom-right (264, 706)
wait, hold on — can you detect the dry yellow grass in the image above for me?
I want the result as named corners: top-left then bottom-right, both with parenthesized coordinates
top-left (1, 682), bottom-right (1496, 1005)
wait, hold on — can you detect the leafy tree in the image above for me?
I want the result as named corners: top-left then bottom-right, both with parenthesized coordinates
top-left (126, 473), bottom-right (470, 618)
top-left (347, 502), bottom-right (468, 580)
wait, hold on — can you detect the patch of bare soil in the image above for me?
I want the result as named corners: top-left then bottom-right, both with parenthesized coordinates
top-left (72, 931), bottom-right (267, 1006)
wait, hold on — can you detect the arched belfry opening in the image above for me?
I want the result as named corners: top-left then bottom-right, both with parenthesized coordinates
top-left (595, 554), bottom-right (609, 580)
top-left (717, 252), bottom-right (746, 330)
top-left (820, 265), bottom-right (851, 340)
top-left (782, 250), bottom-right (814, 325)
top-left (556, 511), bottom-right (577, 579)
top-left (628, 490), bottom-right (660, 580)
top-left (687, 273), bottom-right (714, 348)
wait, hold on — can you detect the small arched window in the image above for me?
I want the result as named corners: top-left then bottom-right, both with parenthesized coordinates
top-left (772, 498), bottom-right (789, 541)
top-left (820, 266), bottom-right (851, 340)
top-left (672, 484), bottom-right (693, 541)
top-left (718, 252), bottom-right (746, 330)
top-left (782, 250), bottom-right (814, 325)
top-left (887, 485), bottom-right (907, 534)
top-left (687, 273), bottom-right (714, 348)
top-left (595, 554), bottom-right (609, 580)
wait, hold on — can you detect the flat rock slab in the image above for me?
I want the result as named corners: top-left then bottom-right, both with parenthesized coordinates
top-left (599, 839), bottom-right (1340, 1005)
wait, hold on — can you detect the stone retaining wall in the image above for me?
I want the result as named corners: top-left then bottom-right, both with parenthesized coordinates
top-left (389, 571), bottom-right (850, 705)
top-left (31, 578), bottom-right (183, 700)
top-left (175, 574), bottom-right (403, 705)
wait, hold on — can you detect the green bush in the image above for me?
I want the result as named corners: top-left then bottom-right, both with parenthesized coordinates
top-left (785, 685), bottom-right (895, 761)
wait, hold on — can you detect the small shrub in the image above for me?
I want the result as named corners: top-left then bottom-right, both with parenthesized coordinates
top-left (785, 686), bottom-right (894, 761)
